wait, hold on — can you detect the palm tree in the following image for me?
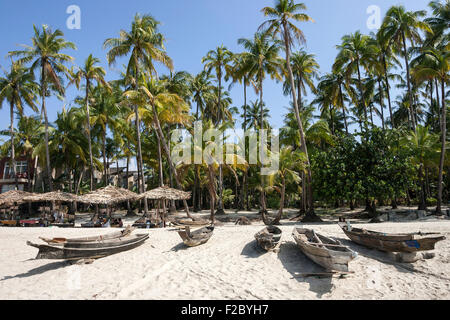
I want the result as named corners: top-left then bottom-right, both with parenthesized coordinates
top-left (282, 50), bottom-right (319, 112)
top-left (259, 0), bottom-right (318, 221)
top-left (411, 47), bottom-right (449, 214)
top-left (9, 25), bottom-right (76, 191)
top-left (123, 78), bottom-right (194, 219)
top-left (264, 146), bottom-right (305, 225)
top-left (334, 31), bottom-right (375, 125)
top-left (0, 61), bottom-right (39, 190)
top-left (104, 13), bottom-right (173, 199)
top-left (69, 54), bottom-right (110, 191)
top-left (202, 45), bottom-right (234, 214)
top-left (380, 5), bottom-right (432, 130)
top-left (401, 125), bottom-right (441, 210)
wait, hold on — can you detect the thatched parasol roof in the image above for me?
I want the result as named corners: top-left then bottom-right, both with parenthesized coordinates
top-left (77, 186), bottom-right (139, 205)
top-left (0, 190), bottom-right (33, 206)
top-left (138, 186), bottom-right (191, 201)
top-left (23, 191), bottom-right (79, 203)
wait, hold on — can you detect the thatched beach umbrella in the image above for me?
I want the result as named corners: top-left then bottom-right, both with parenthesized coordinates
top-left (23, 191), bottom-right (80, 203)
top-left (0, 190), bottom-right (33, 206)
top-left (137, 186), bottom-right (191, 227)
top-left (77, 186), bottom-right (139, 205)
top-left (137, 186), bottom-right (191, 201)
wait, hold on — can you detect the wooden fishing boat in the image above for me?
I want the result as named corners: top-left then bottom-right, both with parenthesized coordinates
top-left (80, 219), bottom-right (109, 228)
top-left (292, 228), bottom-right (357, 272)
top-left (172, 218), bottom-right (211, 227)
top-left (49, 222), bottom-right (75, 228)
top-left (178, 225), bottom-right (214, 247)
top-left (19, 219), bottom-right (41, 227)
top-left (39, 226), bottom-right (135, 244)
top-left (254, 226), bottom-right (282, 252)
top-left (0, 220), bottom-right (18, 226)
top-left (339, 222), bottom-right (446, 253)
top-left (27, 233), bottom-right (149, 260)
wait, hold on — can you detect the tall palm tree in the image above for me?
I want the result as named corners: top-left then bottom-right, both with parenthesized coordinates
top-left (380, 5), bottom-right (432, 130)
top-left (282, 50), bottom-right (319, 112)
top-left (411, 47), bottom-right (449, 214)
top-left (9, 25), bottom-right (76, 191)
top-left (104, 13), bottom-right (173, 199)
top-left (202, 45), bottom-right (234, 214)
top-left (69, 54), bottom-right (110, 191)
top-left (334, 31), bottom-right (375, 125)
top-left (123, 78), bottom-right (194, 219)
top-left (0, 61), bottom-right (39, 190)
top-left (259, 0), bottom-right (319, 221)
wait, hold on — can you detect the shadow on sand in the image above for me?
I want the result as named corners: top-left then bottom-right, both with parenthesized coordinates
top-left (0, 261), bottom-right (70, 282)
top-left (240, 240), bottom-right (267, 258)
top-left (277, 241), bottom-right (334, 298)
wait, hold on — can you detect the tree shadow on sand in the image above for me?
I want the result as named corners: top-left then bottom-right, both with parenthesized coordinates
top-left (0, 261), bottom-right (70, 282)
top-left (277, 241), bottom-right (334, 298)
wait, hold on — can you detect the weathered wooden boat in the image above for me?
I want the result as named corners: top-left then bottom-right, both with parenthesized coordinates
top-left (172, 218), bottom-right (211, 227)
top-left (19, 219), bottom-right (42, 227)
top-left (0, 220), bottom-right (18, 226)
top-left (339, 222), bottom-right (446, 253)
top-left (292, 228), bottom-right (357, 272)
top-left (254, 226), bottom-right (282, 251)
top-left (27, 233), bottom-right (149, 260)
top-left (178, 225), bottom-right (214, 247)
top-left (49, 222), bottom-right (75, 228)
top-left (39, 226), bottom-right (135, 244)
top-left (80, 219), bottom-right (109, 228)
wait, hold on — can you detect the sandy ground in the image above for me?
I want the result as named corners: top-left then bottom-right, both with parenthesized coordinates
top-left (1, 216), bottom-right (450, 300)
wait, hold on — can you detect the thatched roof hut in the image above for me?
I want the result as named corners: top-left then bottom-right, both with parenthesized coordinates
top-left (23, 191), bottom-right (79, 203)
top-left (77, 186), bottom-right (139, 205)
top-left (138, 186), bottom-right (191, 201)
top-left (0, 190), bottom-right (33, 206)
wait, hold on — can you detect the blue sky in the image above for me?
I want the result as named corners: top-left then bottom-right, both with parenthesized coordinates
top-left (0, 0), bottom-right (431, 148)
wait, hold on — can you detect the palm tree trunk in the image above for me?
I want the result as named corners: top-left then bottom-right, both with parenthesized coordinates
top-left (401, 31), bottom-right (416, 130)
top-left (339, 84), bottom-right (349, 134)
top-left (10, 101), bottom-right (18, 190)
top-left (85, 79), bottom-right (95, 191)
top-left (151, 103), bottom-right (194, 220)
top-left (418, 165), bottom-right (427, 210)
top-left (243, 78), bottom-right (249, 211)
top-left (156, 130), bottom-right (164, 186)
top-left (436, 79), bottom-right (447, 215)
top-left (259, 68), bottom-right (267, 213)
top-left (102, 130), bottom-right (107, 186)
top-left (282, 22), bottom-right (319, 221)
top-left (356, 59), bottom-right (367, 124)
top-left (383, 54), bottom-right (394, 128)
top-left (134, 62), bottom-right (148, 215)
top-left (41, 62), bottom-right (53, 192)
top-left (378, 79), bottom-right (385, 130)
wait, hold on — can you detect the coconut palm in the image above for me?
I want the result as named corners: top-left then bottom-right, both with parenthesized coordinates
top-left (123, 78), bottom-right (194, 219)
top-left (202, 46), bottom-right (234, 214)
top-left (282, 50), bottom-right (319, 111)
top-left (334, 31), bottom-right (375, 125)
top-left (411, 47), bottom-right (449, 214)
top-left (0, 61), bottom-right (39, 190)
top-left (104, 13), bottom-right (173, 198)
top-left (259, 0), bottom-right (319, 221)
top-left (68, 54), bottom-right (110, 191)
top-left (379, 5), bottom-right (433, 130)
top-left (9, 25), bottom-right (76, 191)
top-left (264, 146), bottom-right (305, 225)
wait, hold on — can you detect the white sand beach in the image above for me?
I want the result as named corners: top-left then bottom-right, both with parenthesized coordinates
top-left (1, 212), bottom-right (450, 300)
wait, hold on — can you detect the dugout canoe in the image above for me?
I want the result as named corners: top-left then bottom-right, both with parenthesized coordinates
top-left (254, 226), bottom-right (282, 252)
top-left (339, 222), bottom-right (446, 253)
top-left (27, 233), bottom-right (148, 260)
top-left (178, 225), bottom-right (214, 247)
top-left (38, 226), bottom-right (135, 244)
top-left (292, 228), bottom-right (357, 272)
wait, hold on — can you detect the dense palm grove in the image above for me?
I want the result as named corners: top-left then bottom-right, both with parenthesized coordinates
top-left (0, 0), bottom-right (448, 223)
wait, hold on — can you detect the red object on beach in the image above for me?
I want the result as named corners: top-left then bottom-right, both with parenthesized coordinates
top-left (20, 219), bottom-right (40, 225)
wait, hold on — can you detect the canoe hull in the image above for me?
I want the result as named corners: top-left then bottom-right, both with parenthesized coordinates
top-left (178, 226), bottom-right (214, 247)
top-left (27, 234), bottom-right (149, 260)
top-left (292, 228), bottom-right (357, 272)
top-left (339, 223), bottom-right (446, 253)
top-left (255, 226), bottom-right (282, 252)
